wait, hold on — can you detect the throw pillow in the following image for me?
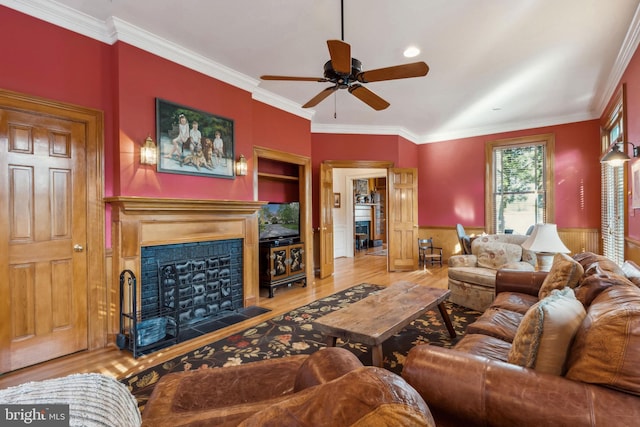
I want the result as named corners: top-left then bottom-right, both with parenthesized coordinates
top-left (476, 242), bottom-right (523, 270)
top-left (621, 260), bottom-right (640, 288)
top-left (508, 287), bottom-right (586, 375)
top-left (574, 273), bottom-right (635, 307)
top-left (566, 283), bottom-right (640, 395)
top-left (538, 253), bottom-right (584, 300)
top-left (573, 252), bottom-right (624, 280)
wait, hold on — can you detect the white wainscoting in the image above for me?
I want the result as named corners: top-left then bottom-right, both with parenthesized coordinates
top-left (333, 224), bottom-right (348, 258)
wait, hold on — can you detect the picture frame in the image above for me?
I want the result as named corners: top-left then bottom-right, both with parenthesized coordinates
top-left (633, 160), bottom-right (640, 208)
top-left (355, 179), bottom-right (369, 195)
top-left (156, 98), bottom-right (235, 178)
top-left (334, 193), bottom-right (341, 208)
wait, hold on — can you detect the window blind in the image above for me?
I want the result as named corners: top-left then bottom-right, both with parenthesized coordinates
top-left (492, 144), bottom-right (546, 234)
top-left (601, 161), bottom-right (625, 265)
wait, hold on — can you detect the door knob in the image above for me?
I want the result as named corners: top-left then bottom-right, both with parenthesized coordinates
top-left (73, 244), bottom-right (84, 252)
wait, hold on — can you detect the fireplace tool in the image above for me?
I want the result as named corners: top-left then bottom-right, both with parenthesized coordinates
top-left (117, 269), bottom-right (136, 350)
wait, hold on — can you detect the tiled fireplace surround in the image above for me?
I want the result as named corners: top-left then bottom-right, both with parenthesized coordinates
top-left (106, 197), bottom-right (265, 340)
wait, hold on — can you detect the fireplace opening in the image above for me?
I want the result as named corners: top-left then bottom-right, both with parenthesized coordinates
top-left (119, 239), bottom-right (269, 357)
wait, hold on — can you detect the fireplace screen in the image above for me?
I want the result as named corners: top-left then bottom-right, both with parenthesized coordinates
top-left (122, 239), bottom-right (245, 357)
top-left (159, 254), bottom-right (237, 326)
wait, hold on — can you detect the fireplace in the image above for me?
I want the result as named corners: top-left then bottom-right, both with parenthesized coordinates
top-left (106, 197), bottom-right (266, 350)
top-left (142, 239), bottom-right (242, 332)
top-left (113, 239), bottom-right (248, 356)
top-left (355, 220), bottom-right (370, 248)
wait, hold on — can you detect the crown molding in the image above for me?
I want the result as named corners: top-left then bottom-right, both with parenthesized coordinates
top-left (1, 0), bottom-right (311, 119)
top-left (252, 87), bottom-right (315, 120)
top-left (1, 0), bottom-right (115, 43)
top-left (3, 0), bottom-right (634, 142)
top-left (311, 123), bottom-right (420, 143)
top-left (417, 111), bottom-right (597, 144)
top-left (110, 17), bottom-right (258, 94)
top-left (593, 3), bottom-right (640, 116)
top-left (311, 111), bottom-right (597, 144)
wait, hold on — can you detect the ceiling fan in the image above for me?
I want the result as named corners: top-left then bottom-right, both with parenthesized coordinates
top-left (260, 2), bottom-right (429, 111)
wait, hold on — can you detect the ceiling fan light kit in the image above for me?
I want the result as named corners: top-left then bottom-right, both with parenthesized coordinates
top-left (260, 2), bottom-right (429, 111)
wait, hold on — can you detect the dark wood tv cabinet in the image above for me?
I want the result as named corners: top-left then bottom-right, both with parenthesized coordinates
top-left (259, 240), bottom-right (306, 298)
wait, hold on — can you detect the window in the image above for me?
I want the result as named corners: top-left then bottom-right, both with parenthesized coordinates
top-left (485, 134), bottom-right (555, 234)
top-left (601, 85), bottom-right (626, 265)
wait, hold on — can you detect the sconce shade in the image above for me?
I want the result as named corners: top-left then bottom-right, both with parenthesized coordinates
top-left (236, 154), bottom-right (247, 176)
top-left (140, 136), bottom-right (157, 165)
top-left (601, 141), bottom-right (640, 166)
top-left (521, 223), bottom-right (569, 271)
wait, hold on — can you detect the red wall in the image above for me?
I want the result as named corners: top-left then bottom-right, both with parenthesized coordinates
top-left (398, 136), bottom-right (420, 168)
top-left (310, 133), bottom-right (407, 226)
top-left (251, 101), bottom-right (311, 203)
top-left (418, 121), bottom-right (601, 228)
top-left (310, 123), bottom-right (601, 230)
top-left (251, 101), bottom-right (311, 157)
top-left (113, 42), bottom-right (255, 199)
top-left (612, 43), bottom-right (640, 241)
top-left (0, 7), bottom-right (116, 194)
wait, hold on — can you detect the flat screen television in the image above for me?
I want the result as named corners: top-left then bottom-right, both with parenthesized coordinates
top-left (259, 202), bottom-right (300, 241)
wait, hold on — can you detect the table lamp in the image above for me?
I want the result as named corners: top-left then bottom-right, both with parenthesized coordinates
top-left (521, 223), bottom-right (570, 271)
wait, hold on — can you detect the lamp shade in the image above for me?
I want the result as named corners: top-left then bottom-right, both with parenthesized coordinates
top-left (601, 143), bottom-right (630, 165)
top-left (140, 135), bottom-right (157, 165)
top-left (521, 223), bottom-right (569, 254)
top-left (236, 154), bottom-right (247, 176)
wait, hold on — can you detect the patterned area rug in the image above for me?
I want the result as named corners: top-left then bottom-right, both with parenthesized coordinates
top-left (121, 283), bottom-right (480, 410)
top-left (366, 249), bottom-right (387, 256)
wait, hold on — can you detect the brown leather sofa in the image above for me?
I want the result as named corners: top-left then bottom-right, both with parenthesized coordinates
top-left (142, 347), bottom-right (435, 426)
top-left (403, 252), bottom-right (640, 427)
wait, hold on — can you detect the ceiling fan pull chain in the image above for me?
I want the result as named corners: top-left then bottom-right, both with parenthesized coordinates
top-left (334, 92), bottom-right (338, 119)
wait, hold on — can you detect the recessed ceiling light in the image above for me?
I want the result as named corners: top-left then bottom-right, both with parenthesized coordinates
top-left (403, 46), bottom-right (420, 58)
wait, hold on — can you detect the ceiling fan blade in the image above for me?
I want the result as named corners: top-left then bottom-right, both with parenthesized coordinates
top-left (348, 84), bottom-right (390, 111)
top-left (327, 40), bottom-right (351, 74)
top-left (302, 86), bottom-right (338, 108)
top-left (261, 75), bottom-right (328, 82)
top-left (356, 62), bottom-right (429, 83)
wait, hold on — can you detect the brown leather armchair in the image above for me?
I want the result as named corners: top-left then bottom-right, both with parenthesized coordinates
top-left (142, 347), bottom-right (435, 426)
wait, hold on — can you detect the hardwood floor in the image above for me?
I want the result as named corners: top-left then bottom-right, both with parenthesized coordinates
top-left (0, 247), bottom-right (448, 389)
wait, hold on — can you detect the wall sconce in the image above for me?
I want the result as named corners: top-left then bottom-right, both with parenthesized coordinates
top-left (601, 140), bottom-right (640, 166)
top-left (140, 135), bottom-right (157, 165)
top-left (236, 154), bottom-right (247, 176)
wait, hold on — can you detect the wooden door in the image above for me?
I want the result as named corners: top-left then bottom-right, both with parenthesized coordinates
top-left (319, 162), bottom-right (334, 278)
top-left (0, 108), bottom-right (88, 372)
top-left (387, 168), bottom-right (419, 271)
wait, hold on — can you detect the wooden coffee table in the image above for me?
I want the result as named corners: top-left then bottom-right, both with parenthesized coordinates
top-left (312, 281), bottom-right (456, 367)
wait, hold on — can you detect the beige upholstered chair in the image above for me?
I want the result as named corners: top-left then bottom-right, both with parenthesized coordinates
top-left (447, 234), bottom-right (536, 311)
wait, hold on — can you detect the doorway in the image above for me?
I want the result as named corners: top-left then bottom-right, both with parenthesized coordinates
top-left (319, 161), bottom-right (419, 277)
top-left (332, 168), bottom-right (386, 258)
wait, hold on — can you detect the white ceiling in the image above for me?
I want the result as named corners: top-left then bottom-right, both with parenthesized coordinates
top-left (4, 0), bottom-right (640, 143)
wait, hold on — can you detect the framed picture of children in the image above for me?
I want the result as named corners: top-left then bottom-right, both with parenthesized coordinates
top-left (156, 98), bottom-right (235, 178)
